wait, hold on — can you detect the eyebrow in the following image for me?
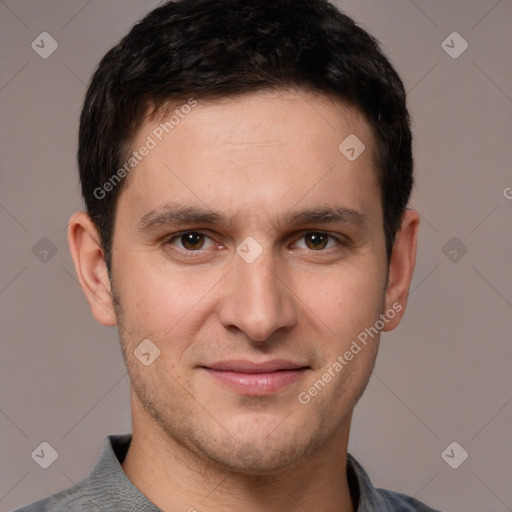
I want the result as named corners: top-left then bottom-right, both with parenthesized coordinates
top-left (136, 202), bottom-right (368, 233)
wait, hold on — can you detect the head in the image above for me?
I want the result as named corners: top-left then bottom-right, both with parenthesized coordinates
top-left (69, 0), bottom-right (418, 474)
top-left (78, 0), bottom-right (413, 272)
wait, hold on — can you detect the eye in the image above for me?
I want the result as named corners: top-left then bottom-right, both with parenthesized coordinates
top-left (293, 232), bottom-right (342, 251)
top-left (166, 231), bottom-right (215, 251)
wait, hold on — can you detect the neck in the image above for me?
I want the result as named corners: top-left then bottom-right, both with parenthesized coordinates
top-left (122, 395), bottom-right (355, 512)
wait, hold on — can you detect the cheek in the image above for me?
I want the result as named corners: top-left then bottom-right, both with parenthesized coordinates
top-left (296, 263), bottom-right (386, 333)
top-left (117, 257), bottom-right (221, 346)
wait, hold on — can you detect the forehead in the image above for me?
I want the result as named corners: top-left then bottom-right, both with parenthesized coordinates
top-left (117, 89), bottom-right (380, 228)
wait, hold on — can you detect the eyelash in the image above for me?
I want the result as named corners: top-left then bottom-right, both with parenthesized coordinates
top-left (163, 230), bottom-right (346, 256)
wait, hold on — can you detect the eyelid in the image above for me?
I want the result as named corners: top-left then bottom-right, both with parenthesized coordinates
top-left (290, 230), bottom-right (347, 250)
top-left (164, 229), bottom-right (348, 253)
top-left (164, 230), bottom-right (217, 251)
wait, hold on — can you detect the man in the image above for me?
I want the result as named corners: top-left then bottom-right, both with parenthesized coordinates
top-left (16, 0), bottom-right (442, 510)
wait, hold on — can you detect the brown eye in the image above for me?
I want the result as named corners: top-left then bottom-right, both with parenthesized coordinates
top-left (304, 232), bottom-right (329, 250)
top-left (292, 232), bottom-right (341, 252)
top-left (180, 232), bottom-right (205, 250)
top-left (167, 231), bottom-right (214, 251)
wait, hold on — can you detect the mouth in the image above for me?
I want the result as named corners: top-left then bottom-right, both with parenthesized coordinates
top-left (199, 360), bottom-right (311, 396)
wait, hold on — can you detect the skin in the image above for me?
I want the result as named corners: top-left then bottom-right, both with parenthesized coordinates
top-left (68, 89), bottom-right (419, 512)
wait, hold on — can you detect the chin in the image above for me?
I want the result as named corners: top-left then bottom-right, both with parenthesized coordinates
top-left (193, 432), bottom-right (320, 476)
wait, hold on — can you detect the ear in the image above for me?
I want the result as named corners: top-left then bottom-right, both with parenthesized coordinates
top-left (382, 208), bottom-right (420, 331)
top-left (67, 211), bottom-right (117, 326)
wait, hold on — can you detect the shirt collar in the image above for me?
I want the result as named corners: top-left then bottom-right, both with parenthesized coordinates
top-left (90, 434), bottom-right (391, 512)
top-left (87, 434), bottom-right (161, 511)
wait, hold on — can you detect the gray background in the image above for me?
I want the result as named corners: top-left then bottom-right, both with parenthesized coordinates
top-left (1, 1), bottom-right (511, 511)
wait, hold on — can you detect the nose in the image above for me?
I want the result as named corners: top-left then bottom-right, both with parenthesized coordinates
top-left (217, 246), bottom-right (297, 343)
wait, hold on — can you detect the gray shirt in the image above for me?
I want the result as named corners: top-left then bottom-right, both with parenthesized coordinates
top-left (15, 434), bottom-right (442, 512)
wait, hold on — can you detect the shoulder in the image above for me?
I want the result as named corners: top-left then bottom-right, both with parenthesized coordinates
top-left (376, 488), bottom-right (443, 511)
top-left (347, 453), bottom-right (443, 512)
top-left (12, 481), bottom-right (92, 512)
top-left (13, 434), bottom-right (160, 512)
top-left (13, 497), bottom-right (54, 512)
top-left (13, 434), bottom-right (120, 512)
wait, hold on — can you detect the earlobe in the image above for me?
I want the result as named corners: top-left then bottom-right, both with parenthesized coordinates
top-left (67, 211), bottom-right (117, 327)
top-left (382, 208), bottom-right (420, 332)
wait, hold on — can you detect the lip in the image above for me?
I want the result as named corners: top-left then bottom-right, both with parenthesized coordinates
top-left (200, 359), bottom-right (310, 395)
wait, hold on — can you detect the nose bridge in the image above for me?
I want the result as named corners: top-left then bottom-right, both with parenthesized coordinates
top-left (218, 242), bottom-right (296, 342)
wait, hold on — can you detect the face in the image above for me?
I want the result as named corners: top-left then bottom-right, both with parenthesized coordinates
top-left (82, 89), bottom-right (404, 473)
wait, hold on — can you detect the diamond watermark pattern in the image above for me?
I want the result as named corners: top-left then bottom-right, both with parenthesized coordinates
top-left (32, 237), bottom-right (58, 263)
top-left (237, 443), bottom-right (263, 465)
top-left (441, 441), bottom-right (468, 469)
top-left (442, 236), bottom-right (468, 263)
top-left (134, 338), bottom-right (161, 366)
top-left (441, 32), bottom-right (468, 59)
top-left (31, 441), bottom-right (58, 469)
top-left (236, 236), bottom-right (263, 263)
top-left (338, 134), bottom-right (366, 161)
top-left (31, 32), bottom-right (59, 59)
